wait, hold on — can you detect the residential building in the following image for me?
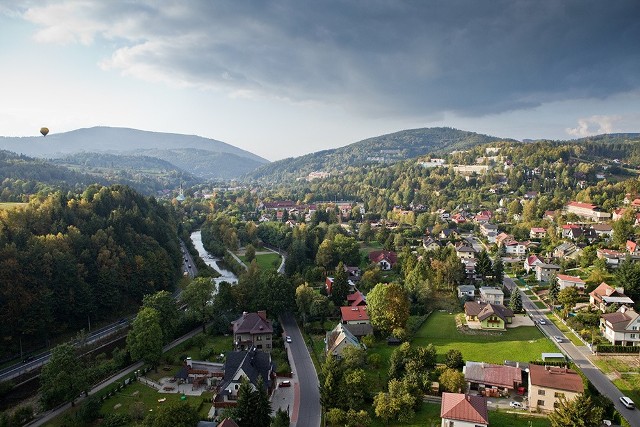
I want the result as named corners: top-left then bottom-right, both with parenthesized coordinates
top-left (627, 240), bottom-right (639, 256)
top-left (479, 287), bottom-right (504, 305)
top-left (556, 274), bottom-right (586, 292)
top-left (213, 350), bottom-right (274, 412)
top-left (458, 285), bottom-right (476, 300)
top-left (530, 227), bottom-right (547, 239)
top-left (440, 393), bottom-right (489, 427)
top-left (596, 248), bottom-right (626, 268)
top-left (464, 302), bottom-right (514, 330)
top-left (480, 223), bottom-right (498, 243)
top-left (231, 311), bottom-right (273, 352)
top-left (589, 282), bottom-right (635, 312)
top-left (553, 242), bottom-right (577, 259)
top-left (340, 306), bottom-right (370, 325)
top-left (524, 255), bottom-right (543, 274)
top-left (528, 364), bottom-right (584, 413)
top-left (423, 236), bottom-right (442, 251)
top-left (325, 323), bottom-right (361, 357)
top-left (347, 290), bottom-right (366, 307)
top-left (600, 306), bottom-right (640, 346)
top-left (463, 361), bottom-right (524, 395)
top-left (591, 223), bottom-right (613, 239)
top-left (535, 263), bottom-right (561, 282)
top-left (564, 201), bottom-right (611, 222)
top-left (455, 244), bottom-right (476, 260)
top-left (504, 240), bottom-right (527, 257)
top-left (368, 250), bottom-right (397, 270)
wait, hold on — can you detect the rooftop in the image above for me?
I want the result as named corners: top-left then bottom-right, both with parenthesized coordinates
top-left (528, 364), bottom-right (583, 393)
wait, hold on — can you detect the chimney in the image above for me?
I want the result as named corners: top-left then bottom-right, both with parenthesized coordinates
top-left (257, 310), bottom-right (267, 321)
top-left (242, 311), bottom-right (248, 318)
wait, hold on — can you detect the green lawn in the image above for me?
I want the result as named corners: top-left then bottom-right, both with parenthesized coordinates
top-left (369, 401), bottom-right (550, 427)
top-left (593, 356), bottom-right (640, 405)
top-left (545, 314), bottom-right (584, 347)
top-left (241, 252), bottom-right (281, 270)
top-left (412, 312), bottom-right (557, 364)
top-left (533, 300), bottom-right (547, 309)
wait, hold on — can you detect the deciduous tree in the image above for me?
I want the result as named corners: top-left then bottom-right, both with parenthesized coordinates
top-left (548, 395), bottom-right (603, 427)
top-left (181, 277), bottom-right (215, 332)
top-left (40, 343), bottom-right (88, 409)
top-left (127, 307), bottom-right (163, 371)
top-left (367, 283), bottom-right (410, 336)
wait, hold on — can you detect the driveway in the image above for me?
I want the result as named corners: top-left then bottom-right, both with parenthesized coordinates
top-left (280, 312), bottom-right (321, 427)
top-left (503, 276), bottom-right (640, 426)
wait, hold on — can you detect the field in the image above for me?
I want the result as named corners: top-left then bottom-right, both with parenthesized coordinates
top-left (412, 312), bottom-right (557, 364)
top-left (369, 401), bottom-right (550, 427)
top-left (593, 355), bottom-right (640, 405)
top-left (241, 251), bottom-right (281, 271)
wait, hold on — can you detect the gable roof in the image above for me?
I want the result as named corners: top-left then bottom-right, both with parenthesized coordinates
top-left (220, 350), bottom-right (272, 391)
top-left (342, 323), bottom-right (374, 337)
top-left (528, 364), bottom-right (584, 393)
top-left (589, 282), bottom-right (618, 300)
top-left (526, 255), bottom-right (542, 266)
top-left (440, 392), bottom-right (489, 424)
top-left (602, 308), bottom-right (639, 331)
top-left (347, 291), bottom-right (366, 307)
top-left (326, 323), bottom-right (360, 355)
top-left (368, 250), bottom-right (397, 265)
top-left (556, 274), bottom-right (585, 285)
top-left (464, 362), bottom-right (523, 389)
top-left (232, 312), bottom-right (273, 335)
top-left (340, 305), bottom-right (369, 322)
top-left (464, 301), bottom-right (514, 322)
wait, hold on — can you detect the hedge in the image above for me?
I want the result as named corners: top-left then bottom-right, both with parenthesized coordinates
top-left (596, 345), bottom-right (640, 354)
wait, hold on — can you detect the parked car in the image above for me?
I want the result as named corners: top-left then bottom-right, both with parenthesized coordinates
top-left (620, 396), bottom-right (635, 409)
top-left (279, 380), bottom-right (291, 387)
top-left (286, 336), bottom-right (292, 343)
top-left (509, 401), bottom-right (523, 409)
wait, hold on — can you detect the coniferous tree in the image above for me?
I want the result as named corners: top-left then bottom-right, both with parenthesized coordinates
top-left (509, 290), bottom-right (523, 313)
top-left (548, 395), bottom-right (603, 427)
top-left (330, 262), bottom-right (350, 306)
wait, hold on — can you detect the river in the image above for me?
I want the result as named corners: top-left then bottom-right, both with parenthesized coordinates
top-left (190, 230), bottom-right (238, 285)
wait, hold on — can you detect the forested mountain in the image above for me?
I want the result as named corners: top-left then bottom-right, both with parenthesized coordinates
top-left (246, 127), bottom-right (511, 182)
top-left (0, 185), bottom-right (181, 358)
top-left (0, 127), bottom-right (269, 180)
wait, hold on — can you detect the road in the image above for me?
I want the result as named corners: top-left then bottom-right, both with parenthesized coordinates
top-left (181, 240), bottom-right (198, 279)
top-left (504, 276), bottom-right (640, 426)
top-left (281, 312), bottom-right (321, 427)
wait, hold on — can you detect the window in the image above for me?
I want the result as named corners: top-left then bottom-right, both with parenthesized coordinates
top-left (538, 389), bottom-right (546, 396)
top-left (256, 335), bottom-right (262, 341)
top-left (256, 344), bottom-right (262, 349)
top-left (537, 399), bottom-right (545, 406)
top-left (631, 334), bottom-right (636, 339)
top-left (266, 344), bottom-right (271, 348)
top-left (554, 392), bottom-right (564, 398)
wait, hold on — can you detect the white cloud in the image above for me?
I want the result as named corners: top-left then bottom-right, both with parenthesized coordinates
top-left (565, 115), bottom-right (621, 137)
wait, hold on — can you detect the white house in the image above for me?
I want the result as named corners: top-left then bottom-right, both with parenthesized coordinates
top-left (479, 287), bottom-right (504, 305)
top-left (556, 274), bottom-right (586, 292)
top-left (504, 240), bottom-right (527, 257)
top-left (457, 285), bottom-right (476, 299)
top-left (535, 263), bottom-right (561, 282)
top-left (600, 306), bottom-right (640, 346)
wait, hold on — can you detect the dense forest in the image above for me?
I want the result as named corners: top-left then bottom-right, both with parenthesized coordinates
top-left (0, 185), bottom-right (182, 358)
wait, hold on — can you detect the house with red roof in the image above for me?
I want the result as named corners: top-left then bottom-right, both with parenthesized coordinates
top-left (556, 274), bottom-right (586, 292)
top-left (564, 201), bottom-right (611, 222)
top-left (524, 255), bottom-right (543, 274)
top-left (340, 306), bottom-right (370, 325)
top-left (440, 392), bottom-right (488, 427)
top-left (346, 290), bottom-right (366, 307)
top-left (627, 240), bottom-right (639, 256)
top-left (529, 227), bottom-right (547, 239)
top-left (463, 361), bottom-right (524, 395)
top-left (368, 250), bottom-right (397, 270)
top-left (528, 364), bottom-right (584, 413)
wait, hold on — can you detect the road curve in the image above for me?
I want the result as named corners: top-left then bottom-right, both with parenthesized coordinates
top-left (280, 312), bottom-right (321, 427)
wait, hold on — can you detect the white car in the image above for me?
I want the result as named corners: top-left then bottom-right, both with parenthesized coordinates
top-left (509, 401), bottom-right (523, 409)
top-left (286, 336), bottom-right (292, 343)
top-left (538, 319), bottom-right (547, 325)
top-left (620, 396), bottom-right (635, 409)
top-left (553, 336), bottom-right (563, 343)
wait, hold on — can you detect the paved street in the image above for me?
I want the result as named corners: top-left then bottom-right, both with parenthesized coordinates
top-left (504, 277), bottom-right (640, 426)
top-left (281, 312), bottom-right (321, 427)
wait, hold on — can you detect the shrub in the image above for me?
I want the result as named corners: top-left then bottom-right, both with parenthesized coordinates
top-left (596, 345), bottom-right (640, 354)
top-left (102, 413), bottom-right (130, 427)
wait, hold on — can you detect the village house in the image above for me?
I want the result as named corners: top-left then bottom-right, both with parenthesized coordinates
top-left (464, 301), bottom-right (514, 330)
top-left (346, 290), bottom-right (366, 307)
top-left (480, 223), bottom-right (498, 243)
top-left (368, 250), bottom-right (397, 270)
top-left (423, 236), bottom-right (442, 251)
top-left (340, 305), bottom-right (370, 326)
top-left (440, 393), bottom-right (489, 427)
top-left (529, 227), bottom-right (547, 239)
top-left (596, 248), bottom-right (626, 268)
top-left (556, 274), bottom-right (586, 292)
top-left (627, 240), bottom-right (640, 256)
top-left (213, 349), bottom-right (274, 413)
top-left (552, 242), bottom-right (577, 259)
top-left (524, 254), bottom-right (543, 274)
top-left (503, 240), bottom-right (527, 257)
top-left (591, 223), bottom-right (614, 239)
top-left (231, 311), bottom-right (273, 352)
top-left (535, 263), bottom-right (561, 282)
top-left (325, 323), bottom-right (362, 357)
top-left (589, 282), bottom-right (635, 312)
top-left (457, 285), bottom-right (476, 300)
top-left (479, 287), bottom-right (504, 305)
top-left (463, 361), bottom-right (525, 396)
top-left (455, 243), bottom-right (476, 260)
top-left (600, 306), bottom-right (640, 346)
top-left (528, 364), bottom-right (584, 413)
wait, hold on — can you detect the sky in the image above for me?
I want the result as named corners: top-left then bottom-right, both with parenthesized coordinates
top-left (1, 1), bottom-right (639, 161)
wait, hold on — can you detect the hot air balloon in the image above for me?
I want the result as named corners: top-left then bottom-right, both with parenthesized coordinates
top-left (40, 127), bottom-right (49, 137)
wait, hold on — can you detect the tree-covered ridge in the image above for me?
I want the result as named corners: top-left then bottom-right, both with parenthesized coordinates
top-left (246, 127), bottom-right (509, 182)
top-left (0, 185), bottom-right (182, 358)
top-left (0, 150), bottom-right (108, 202)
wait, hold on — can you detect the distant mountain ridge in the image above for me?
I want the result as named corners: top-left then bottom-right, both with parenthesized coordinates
top-left (247, 127), bottom-right (513, 182)
top-left (0, 127), bottom-right (268, 180)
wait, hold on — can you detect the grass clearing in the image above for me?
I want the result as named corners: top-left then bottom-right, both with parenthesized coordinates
top-left (413, 312), bottom-right (557, 364)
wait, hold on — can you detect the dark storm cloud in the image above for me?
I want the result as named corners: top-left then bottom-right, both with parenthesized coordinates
top-left (20, 0), bottom-right (640, 118)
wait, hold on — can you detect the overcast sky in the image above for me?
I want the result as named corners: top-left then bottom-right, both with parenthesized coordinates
top-left (1, 1), bottom-right (639, 161)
